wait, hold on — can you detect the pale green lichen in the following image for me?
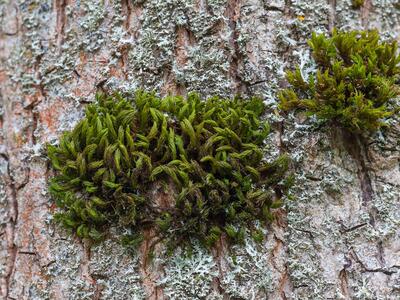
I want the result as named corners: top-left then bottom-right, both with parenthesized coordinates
top-left (90, 237), bottom-right (146, 299)
top-left (158, 244), bottom-right (218, 298)
top-left (45, 237), bottom-right (94, 299)
top-left (220, 232), bottom-right (274, 299)
top-left (128, 0), bottom-right (234, 96)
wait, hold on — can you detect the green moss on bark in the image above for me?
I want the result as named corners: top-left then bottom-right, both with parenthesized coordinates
top-left (279, 29), bottom-right (400, 133)
top-left (47, 91), bottom-right (292, 253)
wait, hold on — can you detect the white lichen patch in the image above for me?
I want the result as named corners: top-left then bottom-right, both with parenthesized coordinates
top-left (158, 244), bottom-right (218, 299)
top-left (219, 234), bottom-right (275, 299)
top-left (89, 237), bottom-right (146, 300)
top-left (45, 237), bottom-right (95, 299)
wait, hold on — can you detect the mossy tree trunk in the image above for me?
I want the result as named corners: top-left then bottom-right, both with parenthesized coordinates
top-left (1, 0), bottom-right (399, 299)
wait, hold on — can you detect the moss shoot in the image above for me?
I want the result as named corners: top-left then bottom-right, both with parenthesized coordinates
top-left (279, 29), bottom-right (400, 133)
top-left (351, 0), bottom-right (365, 9)
top-left (47, 91), bottom-right (292, 252)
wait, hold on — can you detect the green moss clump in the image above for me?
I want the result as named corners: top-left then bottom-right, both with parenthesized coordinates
top-left (279, 29), bottom-right (400, 132)
top-left (47, 91), bottom-right (292, 251)
top-left (351, 0), bottom-right (364, 9)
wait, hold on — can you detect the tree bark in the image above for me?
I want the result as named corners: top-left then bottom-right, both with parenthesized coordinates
top-left (1, 0), bottom-right (399, 299)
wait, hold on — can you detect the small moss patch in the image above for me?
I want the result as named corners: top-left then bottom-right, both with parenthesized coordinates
top-left (48, 91), bottom-right (292, 252)
top-left (279, 29), bottom-right (400, 133)
top-left (351, 0), bottom-right (365, 9)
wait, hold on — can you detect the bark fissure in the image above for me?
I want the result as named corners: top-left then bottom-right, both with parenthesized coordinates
top-left (138, 185), bottom-right (175, 300)
top-left (122, 0), bottom-right (132, 31)
top-left (175, 26), bottom-right (195, 68)
top-left (361, 0), bottom-right (372, 28)
top-left (351, 249), bottom-right (396, 275)
top-left (138, 229), bottom-right (165, 300)
top-left (2, 155), bottom-right (19, 298)
top-left (262, 4), bottom-right (284, 12)
top-left (270, 234), bottom-right (289, 298)
top-left (211, 237), bottom-right (229, 299)
top-left (339, 222), bottom-right (368, 233)
top-left (341, 131), bottom-right (374, 209)
top-left (278, 121), bottom-right (288, 153)
top-left (292, 227), bottom-right (315, 238)
top-left (225, 0), bottom-right (248, 95)
top-left (28, 46), bottom-right (48, 148)
top-left (339, 268), bottom-right (350, 299)
top-left (277, 267), bottom-right (290, 300)
top-left (120, 0), bottom-right (133, 80)
top-left (31, 111), bottom-right (39, 145)
top-left (328, 0), bottom-right (336, 31)
top-left (163, 20), bottom-right (195, 94)
top-left (55, 0), bottom-right (67, 47)
top-left (340, 130), bottom-right (388, 278)
top-left (79, 242), bottom-right (103, 300)
top-left (270, 211), bottom-right (293, 299)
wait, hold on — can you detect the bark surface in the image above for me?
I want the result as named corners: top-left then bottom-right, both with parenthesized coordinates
top-left (0, 0), bottom-right (399, 299)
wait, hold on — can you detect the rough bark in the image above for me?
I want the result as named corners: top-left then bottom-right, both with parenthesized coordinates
top-left (0, 0), bottom-right (399, 299)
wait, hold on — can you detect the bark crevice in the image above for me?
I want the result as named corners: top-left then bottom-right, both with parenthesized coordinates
top-left (138, 184), bottom-right (176, 300)
top-left (138, 229), bottom-right (165, 300)
top-left (361, 0), bottom-right (373, 28)
top-left (351, 249), bottom-right (397, 276)
top-left (339, 268), bottom-right (350, 298)
top-left (340, 130), bottom-right (374, 208)
top-left (1, 154), bottom-right (19, 298)
top-left (211, 237), bottom-right (229, 299)
top-left (225, 0), bottom-right (248, 95)
top-left (55, 0), bottom-right (67, 47)
top-left (120, 0), bottom-right (133, 80)
top-left (328, 0), bottom-right (336, 31)
top-left (79, 241), bottom-right (103, 300)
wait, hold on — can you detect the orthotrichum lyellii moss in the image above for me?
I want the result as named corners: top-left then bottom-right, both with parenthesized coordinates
top-left (47, 91), bottom-right (293, 253)
top-left (279, 29), bottom-right (400, 133)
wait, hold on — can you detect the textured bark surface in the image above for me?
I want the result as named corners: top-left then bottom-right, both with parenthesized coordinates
top-left (0, 0), bottom-right (399, 299)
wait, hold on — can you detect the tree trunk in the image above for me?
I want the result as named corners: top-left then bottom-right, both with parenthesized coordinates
top-left (1, 0), bottom-right (399, 299)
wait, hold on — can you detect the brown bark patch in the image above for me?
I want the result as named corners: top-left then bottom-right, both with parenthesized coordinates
top-left (55, 0), bottom-right (68, 47)
top-left (210, 235), bottom-right (229, 297)
top-left (361, 0), bottom-right (373, 28)
top-left (224, 0), bottom-right (247, 95)
top-left (139, 229), bottom-right (165, 300)
top-left (339, 268), bottom-right (350, 299)
top-left (138, 183), bottom-right (176, 299)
